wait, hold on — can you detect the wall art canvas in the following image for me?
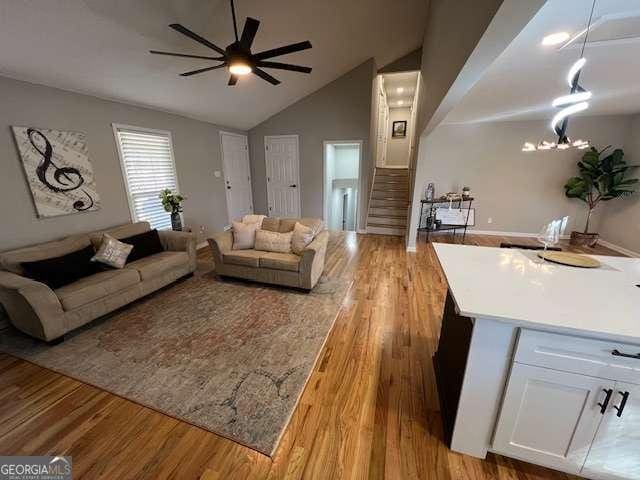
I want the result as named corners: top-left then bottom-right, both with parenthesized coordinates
top-left (12, 126), bottom-right (101, 218)
top-left (392, 120), bottom-right (407, 138)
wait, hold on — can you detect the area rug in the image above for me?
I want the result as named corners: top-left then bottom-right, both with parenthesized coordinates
top-left (0, 273), bottom-right (350, 455)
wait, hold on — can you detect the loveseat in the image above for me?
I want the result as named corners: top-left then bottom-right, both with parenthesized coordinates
top-left (0, 221), bottom-right (196, 342)
top-left (207, 217), bottom-right (328, 290)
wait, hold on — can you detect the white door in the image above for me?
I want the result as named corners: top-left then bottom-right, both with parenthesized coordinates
top-left (493, 363), bottom-right (608, 475)
top-left (582, 382), bottom-right (640, 479)
top-left (265, 135), bottom-right (300, 218)
top-left (220, 132), bottom-right (253, 223)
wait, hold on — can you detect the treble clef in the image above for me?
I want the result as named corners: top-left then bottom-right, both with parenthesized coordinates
top-left (27, 128), bottom-right (94, 211)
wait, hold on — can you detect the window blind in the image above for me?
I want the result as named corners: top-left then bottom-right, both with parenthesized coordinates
top-left (114, 126), bottom-right (178, 230)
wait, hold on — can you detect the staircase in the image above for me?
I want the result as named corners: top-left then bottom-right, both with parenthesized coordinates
top-left (366, 168), bottom-right (409, 236)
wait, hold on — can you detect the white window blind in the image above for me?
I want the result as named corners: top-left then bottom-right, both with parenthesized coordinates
top-left (114, 125), bottom-right (178, 230)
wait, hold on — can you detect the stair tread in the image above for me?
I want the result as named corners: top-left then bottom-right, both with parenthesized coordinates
top-left (368, 214), bottom-right (407, 220)
top-left (367, 222), bottom-right (407, 229)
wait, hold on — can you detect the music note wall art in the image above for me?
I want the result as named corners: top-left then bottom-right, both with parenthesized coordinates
top-left (12, 126), bottom-right (101, 218)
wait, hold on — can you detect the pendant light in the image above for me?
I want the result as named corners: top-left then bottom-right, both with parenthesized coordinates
top-left (522, 0), bottom-right (596, 152)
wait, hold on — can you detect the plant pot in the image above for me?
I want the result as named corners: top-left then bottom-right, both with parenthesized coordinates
top-left (171, 212), bottom-right (182, 231)
top-left (569, 231), bottom-right (599, 247)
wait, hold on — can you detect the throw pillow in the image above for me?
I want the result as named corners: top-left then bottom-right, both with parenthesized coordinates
top-left (291, 222), bottom-right (315, 255)
top-left (232, 221), bottom-right (257, 250)
top-left (242, 214), bottom-right (266, 228)
top-left (21, 245), bottom-right (102, 289)
top-left (120, 229), bottom-right (164, 263)
top-left (255, 229), bottom-right (293, 253)
top-left (91, 234), bottom-right (134, 269)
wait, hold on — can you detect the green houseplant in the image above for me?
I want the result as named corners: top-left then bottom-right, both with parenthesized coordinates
top-left (564, 146), bottom-right (638, 246)
top-left (159, 189), bottom-right (186, 231)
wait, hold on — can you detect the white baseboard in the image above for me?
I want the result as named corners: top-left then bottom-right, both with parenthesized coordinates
top-left (595, 239), bottom-right (640, 257)
top-left (357, 229), bottom-right (368, 234)
top-left (406, 246), bottom-right (417, 252)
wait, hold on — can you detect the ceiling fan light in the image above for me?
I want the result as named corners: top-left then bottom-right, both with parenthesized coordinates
top-left (229, 63), bottom-right (252, 75)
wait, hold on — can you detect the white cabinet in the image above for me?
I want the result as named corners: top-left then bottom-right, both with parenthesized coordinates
top-left (582, 382), bottom-right (640, 480)
top-left (493, 363), bottom-right (607, 474)
top-left (494, 329), bottom-right (640, 479)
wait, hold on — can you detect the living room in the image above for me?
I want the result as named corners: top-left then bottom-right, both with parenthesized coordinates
top-left (1, 1), bottom-right (640, 479)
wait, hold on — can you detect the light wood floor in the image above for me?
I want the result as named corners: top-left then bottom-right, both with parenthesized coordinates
top-left (0, 233), bottom-right (622, 479)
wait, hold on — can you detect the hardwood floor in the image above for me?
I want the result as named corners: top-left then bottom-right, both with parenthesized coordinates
top-left (0, 233), bottom-right (622, 479)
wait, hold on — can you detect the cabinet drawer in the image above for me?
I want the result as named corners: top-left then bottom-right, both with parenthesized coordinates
top-left (515, 329), bottom-right (640, 384)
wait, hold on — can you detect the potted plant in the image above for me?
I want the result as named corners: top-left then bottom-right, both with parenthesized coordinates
top-left (564, 146), bottom-right (638, 247)
top-left (159, 189), bottom-right (186, 231)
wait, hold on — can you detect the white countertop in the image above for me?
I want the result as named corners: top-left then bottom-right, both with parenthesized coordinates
top-left (433, 243), bottom-right (640, 344)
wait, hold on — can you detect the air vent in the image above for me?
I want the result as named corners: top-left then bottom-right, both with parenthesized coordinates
top-left (561, 12), bottom-right (640, 49)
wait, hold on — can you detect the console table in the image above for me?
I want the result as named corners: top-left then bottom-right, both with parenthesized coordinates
top-left (418, 197), bottom-right (474, 242)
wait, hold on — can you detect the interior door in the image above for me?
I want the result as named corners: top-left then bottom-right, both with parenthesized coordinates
top-left (221, 132), bottom-right (253, 223)
top-left (492, 363), bottom-right (608, 475)
top-left (265, 135), bottom-right (300, 218)
top-left (582, 382), bottom-right (640, 479)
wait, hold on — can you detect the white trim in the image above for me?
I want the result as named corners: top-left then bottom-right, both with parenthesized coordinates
top-left (465, 229), bottom-right (539, 238)
top-left (219, 131), bottom-right (253, 224)
top-left (264, 135), bottom-right (301, 217)
top-left (322, 140), bottom-right (364, 232)
top-left (596, 239), bottom-right (640, 258)
top-left (406, 246), bottom-right (417, 252)
top-left (112, 123), bottom-right (180, 226)
top-left (357, 229), bottom-right (368, 234)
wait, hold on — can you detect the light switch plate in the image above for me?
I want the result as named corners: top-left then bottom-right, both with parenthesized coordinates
top-left (214, 170), bottom-right (221, 178)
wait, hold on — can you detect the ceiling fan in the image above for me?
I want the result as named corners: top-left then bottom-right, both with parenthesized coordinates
top-left (150, 0), bottom-right (312, 86)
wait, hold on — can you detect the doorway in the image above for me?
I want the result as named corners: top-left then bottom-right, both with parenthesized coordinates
top-left (265, 135), bottom-right (301, 218)
top-left (323, 141), bottom-right (362, 232)
top-left (374, 71), bottom-right (420, 169)
top-left (220, 131), bottom-right (253, 223)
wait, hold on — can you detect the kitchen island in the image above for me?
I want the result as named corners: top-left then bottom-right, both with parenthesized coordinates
top-left (433, 243), bottom-right (640, 480)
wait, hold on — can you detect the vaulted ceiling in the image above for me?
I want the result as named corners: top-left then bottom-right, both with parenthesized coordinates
top-left (0, 0), bottom-right (428, 130)
top-left (444, 0), bottom-right (640, 125)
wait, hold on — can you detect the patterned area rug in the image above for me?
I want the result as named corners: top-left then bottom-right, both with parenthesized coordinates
top-left (0, 273), bottom-right (350, 455)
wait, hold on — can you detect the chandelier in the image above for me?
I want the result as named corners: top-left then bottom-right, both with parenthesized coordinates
top-left (522, 0), bottom-right (596, 152)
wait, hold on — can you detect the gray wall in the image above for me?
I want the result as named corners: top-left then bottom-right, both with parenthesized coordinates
top-left (600, 114), bottom-right (640, 254)
top-left (248, 60), bottom-right (375, 229)
top-left (406, 115), bottom-right (633, 249)
top-left (0, 76), bottom-right (242, 251)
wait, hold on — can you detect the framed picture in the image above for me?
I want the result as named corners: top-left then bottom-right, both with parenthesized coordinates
top-left (392, 120), bottom-right (407, 138)
top-left (12, 126), bottom-right (101, 218)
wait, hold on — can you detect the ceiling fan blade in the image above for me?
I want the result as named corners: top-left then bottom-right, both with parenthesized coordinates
top-left (240, 17), bottom-right (260, 49)
top-left (253, 68), bottom-right (281, 85)
top-left (228, 75), bottom-right (239, 86)
top-left (150, 50), bottom-right (225, 61)
top-left (256, 61), bottom-right (311, 73)
top-left (252, 41), bottom-right (312, 60)
top-left (180, 64), bottom-right (227, 76)
top-left (169, 23), bottom-right (227, 56)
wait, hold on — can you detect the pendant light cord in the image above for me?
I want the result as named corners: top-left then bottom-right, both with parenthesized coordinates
top-left (580, 0), bottom-right (597, 58)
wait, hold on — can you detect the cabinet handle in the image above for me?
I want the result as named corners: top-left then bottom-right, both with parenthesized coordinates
top-left (611, 349), bottom-right (640, 360)
top-left (613, 391), bottom-right (630, 418)
top-left (598, 388), bottom-right (613, 414)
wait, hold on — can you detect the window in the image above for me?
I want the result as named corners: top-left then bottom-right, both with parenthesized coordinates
top-left (113, 124), bottom-right (179, 230)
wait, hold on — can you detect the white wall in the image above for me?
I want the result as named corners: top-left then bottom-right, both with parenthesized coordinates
top-left (386, 107), bottom-right (411, 166)
top-left (325, 144), bottom-right (360, 231)
top-left (406, 115), bottom-right (633, 249)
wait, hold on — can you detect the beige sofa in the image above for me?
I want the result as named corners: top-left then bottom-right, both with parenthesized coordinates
top-left (0, 221), bottom-right (196, 342)
top-left (208, 217), bottom-right (328, 290)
